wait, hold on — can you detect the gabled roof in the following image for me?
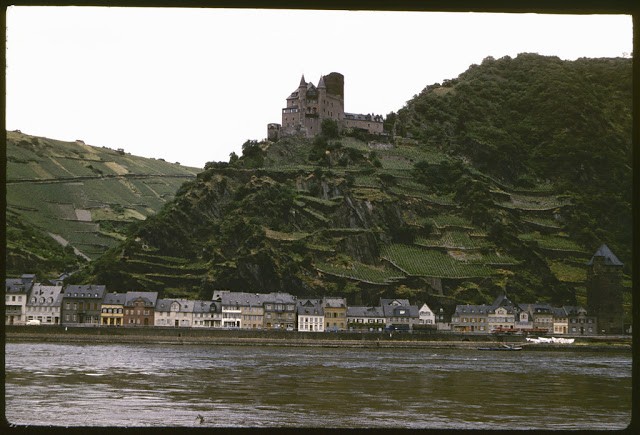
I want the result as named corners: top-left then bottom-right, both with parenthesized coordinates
top-left (297, 299), bottom-right (323, 316)
top-left (155, 298), bottom-right (194, 313)
top-left (192, 300), bottom-right (217, 313)
top-left (221, 292), bottom-right (265, 307)
top-left (27, 284), bottom-right (64, 307)
top-left (6, 279), bottom-right (28, 293)
top-left (519, 303), bottom-right (553, 315)
top-left (103, 292), bottom-right (126, 305)
top-left (124, 291), bottom-right (158, 307)
top-left (380, 298), bottom-right (411, 307)
top-left (490, 293), bottom-right (518, 314)
top-left (306, 85), bottom-right (318, 97)
top-left (587, 244), bottom-right (623, 266)
top-left (419, 303), bottom-right (434, 313)
top-left (323, 297), bottom-right (347, 308)
top-left (6, 275), bottom-right (36, 293)
top-left (347, 306), bottom-right (384, 318)
top-left (211, 290), bottom-right (230, 301)
top-left (380, 299), bottom-right (419, 317)
top-left (263, 292), bottom-right (297, 305)
top-left (454, 304), bottom-right (490, 315)
top-left (63, 284), bottom-right (107, 299)
top-left (562, 305), bottom-right (589, 316)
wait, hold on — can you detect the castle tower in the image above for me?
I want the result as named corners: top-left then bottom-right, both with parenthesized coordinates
top-left (298, 74), bottom-right (307, 104)
top-left (317, 75), bottom-right (326, 114)
top-left (586, 244), bottom-right (624, 334)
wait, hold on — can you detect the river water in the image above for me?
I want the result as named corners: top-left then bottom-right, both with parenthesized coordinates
top-left (4, 342), bottom-right (632, 429)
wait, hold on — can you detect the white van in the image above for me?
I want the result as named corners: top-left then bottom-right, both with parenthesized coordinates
top-left (26, 319), bottom-right (41, 326)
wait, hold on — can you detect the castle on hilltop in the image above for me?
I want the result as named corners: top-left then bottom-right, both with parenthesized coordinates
top-left (268, 72), bottom-right (383, 141)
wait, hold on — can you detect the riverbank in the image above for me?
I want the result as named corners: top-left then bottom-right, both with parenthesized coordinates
top-left (5, 326), bottom-right (631, 351)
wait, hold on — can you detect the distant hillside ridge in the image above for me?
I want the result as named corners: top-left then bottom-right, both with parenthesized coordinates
top-left (5, 130), bottom-right (201, 278)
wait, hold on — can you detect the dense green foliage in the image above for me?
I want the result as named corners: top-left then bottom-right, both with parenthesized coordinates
top-left (15, 54), bottom-right (631, 321)
top-left (395, 54), bottom-right (632, 264)
top-left (5, 209), bottom-right (87, 278)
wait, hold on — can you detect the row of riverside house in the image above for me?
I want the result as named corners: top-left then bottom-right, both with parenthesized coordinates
top-left (6, 274), bottom-right (597, 334)
top-left (5, 277), bottom-right (433, 331)
top-left (450, 293), bottom-right (599, 335)
top-left (6, 244), bottom-right (624, 335)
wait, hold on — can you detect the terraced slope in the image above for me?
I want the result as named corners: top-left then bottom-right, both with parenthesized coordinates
top-left (76, 133), bottom-right (602, 310)
top-left (6, 131), bottom-right (200, 275)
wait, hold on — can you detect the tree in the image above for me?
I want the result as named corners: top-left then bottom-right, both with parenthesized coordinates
top-left (229, 152), bottom-right (239, 164)
top-left (320, 119), bottom-right (340, 139)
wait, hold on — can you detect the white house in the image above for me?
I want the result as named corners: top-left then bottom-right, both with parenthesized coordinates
top-left (154, 299), bottom-right (195, 327)
top-left (25, 283), bottom-right (63, 325)
top-left (192, 300), bottom-right (223, 328)
top-left (418, 303), bottom-right (436, 325)
top-left (297, 299), bottom-right (324, 332)
top-left (5, 274), bottom-right (36, 325)
top-left (346, 306), bottom-right (385, 331)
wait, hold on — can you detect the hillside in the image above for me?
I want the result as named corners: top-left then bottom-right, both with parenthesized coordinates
top-left (64, 54), bottom-right (632, 320)
top-left (5, 131), bottom-right (201, 278)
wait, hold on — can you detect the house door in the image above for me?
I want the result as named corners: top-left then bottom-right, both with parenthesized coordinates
top-left (144, 318), bottom-right (149, 326)
top-left (175, 320), bottom-right (179, 327)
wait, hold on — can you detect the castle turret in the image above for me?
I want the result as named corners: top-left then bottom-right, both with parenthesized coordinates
top-left (586, 244), bottom-right (625, 334)
top-left (298, 74), bottom-right (307, 101)
top-left (317, 75), bottom-right (326, 89)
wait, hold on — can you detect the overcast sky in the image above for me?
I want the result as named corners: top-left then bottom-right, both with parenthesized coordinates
top-left (6, 7), bottom-right (633, 168)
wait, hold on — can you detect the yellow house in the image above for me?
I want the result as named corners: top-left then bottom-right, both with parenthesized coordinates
top-left (100, 292), bottom-right (126, 326)
top-left (323, 297), bottom-right (348, 331)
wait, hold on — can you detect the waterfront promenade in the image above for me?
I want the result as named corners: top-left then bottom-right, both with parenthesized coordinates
top-left (5, 325), bottom-right (631, 351)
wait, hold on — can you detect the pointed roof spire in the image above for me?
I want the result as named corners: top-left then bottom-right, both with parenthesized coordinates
top-left (318, 74), bottom-right (326, 89)
top-left (587, 244), bottom-right (623, 266)
top-left (299, 74), bottom-right (306, 87)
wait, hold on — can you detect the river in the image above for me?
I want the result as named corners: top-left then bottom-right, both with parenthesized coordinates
top-left (4, 342), bottom-right (632, 429)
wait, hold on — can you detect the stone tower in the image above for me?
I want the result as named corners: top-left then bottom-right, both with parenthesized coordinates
top-left (586, 244), bottom-right (624, 334)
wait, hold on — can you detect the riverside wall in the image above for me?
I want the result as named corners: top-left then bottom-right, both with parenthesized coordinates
top-left (4, 326), bottom-right (631, 351)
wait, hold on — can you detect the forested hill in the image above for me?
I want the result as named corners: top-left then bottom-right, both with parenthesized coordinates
top-left (391, 53), bottom-right (632, 263)
top-left (70, 54), bottom-right (632, 320)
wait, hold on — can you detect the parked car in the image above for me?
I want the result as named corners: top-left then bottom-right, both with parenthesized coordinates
top-left (26, 319), bottom-right (41, 326)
